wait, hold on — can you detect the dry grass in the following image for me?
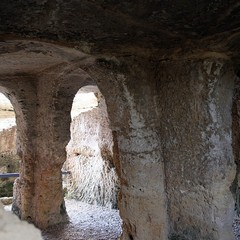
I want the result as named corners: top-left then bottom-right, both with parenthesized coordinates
top-left (63, 150), bottom-right (119, 209)
top-left (0, 151), bottom-right (20, 197)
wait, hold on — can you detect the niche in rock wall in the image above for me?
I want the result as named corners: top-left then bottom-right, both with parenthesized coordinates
top-left (63, 85), bottom-right (119, 209)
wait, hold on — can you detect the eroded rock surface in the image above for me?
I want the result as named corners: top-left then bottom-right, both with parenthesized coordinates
top-left (0, 1), bottom-right (240, 57)
top-left (0, 1), bottom-right (240, 239)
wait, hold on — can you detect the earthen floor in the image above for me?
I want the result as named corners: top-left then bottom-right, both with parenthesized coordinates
top-left (41, 199), bottom-right (122, 240)
top-left (234, 218), bottom-right (240, 240)
top-left (41, 199), bottom-right (240, 240)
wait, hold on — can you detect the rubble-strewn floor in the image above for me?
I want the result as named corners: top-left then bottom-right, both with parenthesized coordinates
top-left (234, 217), bottom-right (240, 240)
top-left (41, 199), bottom-right (122, 240)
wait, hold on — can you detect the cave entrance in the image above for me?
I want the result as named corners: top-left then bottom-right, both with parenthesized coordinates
top-left (0, 92), bottom-right (19, 206)
top-left (42, 85), bottom-right (122, 239)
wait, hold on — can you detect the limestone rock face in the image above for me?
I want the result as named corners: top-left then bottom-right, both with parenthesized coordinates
top-left (0, 39), bottom-right (237, 239)
top-left (0, 1), bottom-right (240, 57)
top-left (157, 59), bottom-right (236, 240)
top-left (0, 202), bottom-right (43, 240)
top-left (0, 1), bottom-right (240, 239)
top-left (0, 126), bottom-right (17, 154)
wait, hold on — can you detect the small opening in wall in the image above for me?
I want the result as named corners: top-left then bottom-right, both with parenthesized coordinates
top-left (129, 234), bottom-right (134, 240)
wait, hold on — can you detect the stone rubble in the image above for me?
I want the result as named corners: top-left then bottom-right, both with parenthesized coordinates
top-left (0, 197), bottom-right (13, 205)
top-left (42, 199), bottom-right (122, 240)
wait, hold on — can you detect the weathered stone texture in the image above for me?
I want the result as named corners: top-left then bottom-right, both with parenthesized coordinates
top-left (0, 41), bottom-right (96, 228)
top-left (157, 59), bottom-right (236, 240)
top-left (0, 1), bottom-right (240, 56)
top-left (232, 72), bottom-right (240, 218)
top-left (0, 39), bottom-right (238, 240)
top-left (0, 1), bottom-right (240, 239)
top-left (87, 60), bottom-right (169, 240)
top-left (0, 126), bottom-right (16, 154)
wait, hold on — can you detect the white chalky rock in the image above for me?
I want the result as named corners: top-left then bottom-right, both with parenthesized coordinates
top-left (0, 202), bottom-right (43, 240)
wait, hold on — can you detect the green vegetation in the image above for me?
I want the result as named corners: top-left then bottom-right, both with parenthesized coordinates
top-left (0, 151), bottom-right (20, 197)
top-left (0, 180), bottom-right (14, 197)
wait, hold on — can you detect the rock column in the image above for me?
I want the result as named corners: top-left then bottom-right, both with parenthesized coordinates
top-left (10, 74), bottom-right (72, 228)
top-left (158, 59), bottom-right (236, 240)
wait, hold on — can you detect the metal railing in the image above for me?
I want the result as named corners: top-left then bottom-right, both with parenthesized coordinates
top-left (0, 171), bottom-right (71, 179)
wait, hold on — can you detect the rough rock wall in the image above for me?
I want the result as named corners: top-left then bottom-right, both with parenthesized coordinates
top-left (0, 38), bottom-right (238, 240)
top-left (89, 59), bottom-right (169, 240)
top-left (0, 1), bottom-right (239, 239)
top-left (65, 88), bottom-right (119, 208)
top-left (232, 72), bottom-right (240, 216)
top-left (0, 126), bottom-right (16, 153)
top-left (93, 56), bottom-right (237, 240)
top-left (0, 1), bottom-right (240, 57)
top-left (0, 40), bottom-right (98, 229)
top-left (157, 59), bottom-right (236, 240)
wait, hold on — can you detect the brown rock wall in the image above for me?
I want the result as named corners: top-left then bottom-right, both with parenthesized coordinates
top-left (88, 61), bottom-right (169, 240)
top-left (157, 59), bottom-right (236, 240)
top-left (0, 1), bottom-right (240, 56)
top-left (0, 39), bottom-right (238, 240)
top-left (0, 126), bottom-right (16, 154)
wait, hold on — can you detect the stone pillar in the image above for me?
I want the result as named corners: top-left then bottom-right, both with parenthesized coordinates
top-left (157, 59), bottom-right (236, 240)
top-left (8, 74), bottom-right (72, 228)
top-left (91, 66), bottom-right (169, 240)
top-left (118, 127), bottom-right (168, 240)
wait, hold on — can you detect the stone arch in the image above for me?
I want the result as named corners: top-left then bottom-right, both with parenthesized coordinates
top-left (0, 40), bottom-right (97, 228)
top-left (0, 39), bottom-right (169, 240)
top-left (64, 84), bottom-right (120, 208)
top-left (0, 77), bottom-right (37, 220)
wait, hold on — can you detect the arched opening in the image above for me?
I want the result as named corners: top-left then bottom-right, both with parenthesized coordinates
top-left (0, 92), bottom-right (18, 204)
top-left (0, 40), bottom-right (170, 240)
top-left (0, 40), bottom-right (125, 235)
top-left (42, 85), bottom-right (122, 239)
top-left (65, 85), bottom-right (119, 208)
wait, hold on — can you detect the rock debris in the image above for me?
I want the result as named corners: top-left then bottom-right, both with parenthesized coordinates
top-left (42, 199), bottom-right (122, 240)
